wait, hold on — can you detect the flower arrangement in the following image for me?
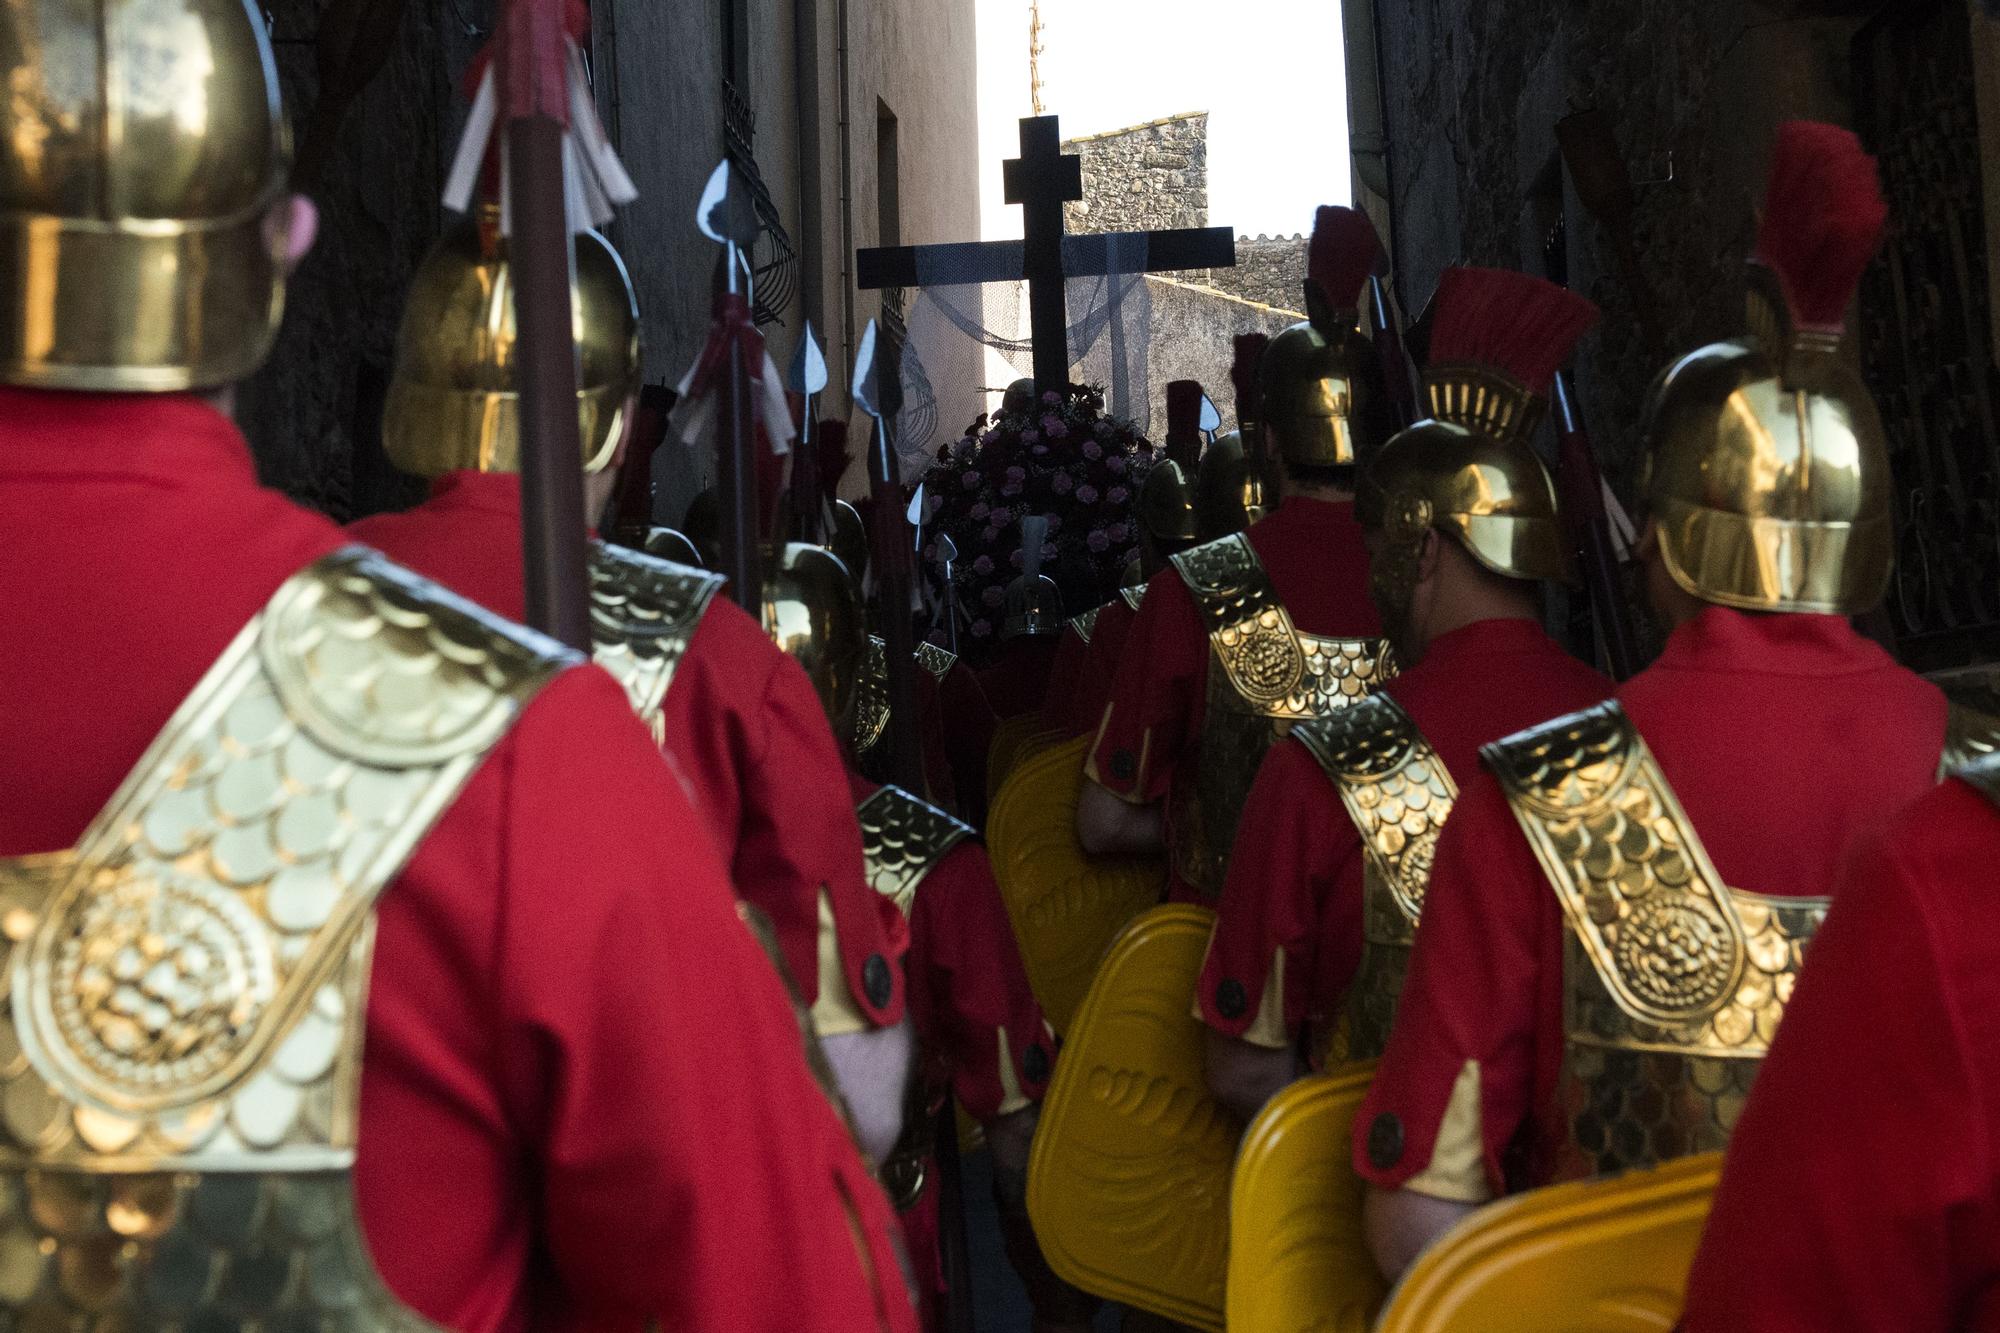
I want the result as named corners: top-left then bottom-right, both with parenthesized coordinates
top-left (919, 383), bottom-right (1156, 656)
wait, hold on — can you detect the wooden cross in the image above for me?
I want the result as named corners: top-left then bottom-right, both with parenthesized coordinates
top-left (856, 114), bottom-right (1238, 395)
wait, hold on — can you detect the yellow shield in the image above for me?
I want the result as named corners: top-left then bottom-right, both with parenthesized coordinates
top-left (987, 736), bottom-right (1165, 1035)
top-left (1025, 905), bottom-right (1232, 1329)
top-left (1374, 1151), bottom-right (1721, 1332)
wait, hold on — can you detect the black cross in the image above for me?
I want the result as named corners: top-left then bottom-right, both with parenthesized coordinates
top-left (856, 114), bottom-right (1238, 395)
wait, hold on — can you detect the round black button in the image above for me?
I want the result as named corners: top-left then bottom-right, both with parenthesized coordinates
top-left (1023, 1042), bottom-right (1050, 1085)
top-left (1367, 1112), bottom-right (1405, 1170)
top-left (1215, 979), bottom-right (1248, 1021)
top-left (863, 954), bottom-right (893, 1010)
top-left (1110, 749), bottom-right (1137, 781)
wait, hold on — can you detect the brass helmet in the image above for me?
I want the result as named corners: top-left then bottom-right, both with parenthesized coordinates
top-left (0, 0), bottom-right (293, 391)
top-left (762, 543), bottom-right (868, 731)
top-left (1257, 205), bottom-right (1393, 468)
top-left (1640, 122), bottom-right (1892, 615)
top-left (610, 525), bottom-right (705, 569)
top-left (830, 499), bottom-right (870, 594)
top-left (1192, 431), bottom-right (1271, 540)
top-left (1137, 458), bottom-right (1199, 547)
top-left (1359, 266), bottom-right (1598, 618)
top-left (383, 209), bottom-right (641, 478)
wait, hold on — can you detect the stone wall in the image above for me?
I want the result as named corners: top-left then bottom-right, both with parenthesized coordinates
top-left (1216, 235), bottom-right (1308, 314)
top-left (1369, 0), bottom-right (1868, 489)
top-left (1064, 112), bottom-right (1210, 236)
top-left (1141, 278), bottom-right (1301, 435)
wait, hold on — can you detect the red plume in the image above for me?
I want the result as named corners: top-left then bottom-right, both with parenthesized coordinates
top-left (1306, 205), bottom-right (1384, 313)
top-left (1754, 120), bottom-right (1888, 333)
top-left (1230, 333), bottom-right (1269, 413)
top-left (1425, 266), bottom-right (1600, 396)
top-left (816, 419), bottom-right (853, 504)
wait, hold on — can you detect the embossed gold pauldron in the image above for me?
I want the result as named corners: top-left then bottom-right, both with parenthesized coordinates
top-left (0, 548), bottom-right (569, 1327)
top-left (587, 541), bottom-right (724, 741)
top-left (856, 786), bottom-right (974, 920)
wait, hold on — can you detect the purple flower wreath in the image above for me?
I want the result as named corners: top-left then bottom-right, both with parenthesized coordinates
top-left (920, 384), bottom-right (1156, 658)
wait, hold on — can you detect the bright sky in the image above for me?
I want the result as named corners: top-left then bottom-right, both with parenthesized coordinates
top-left (974, 0), bottom-right (1351, 244)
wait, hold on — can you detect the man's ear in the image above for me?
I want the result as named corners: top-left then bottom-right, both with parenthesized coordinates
top-left (267, 195), bottom-right (320, 277)
top-left (1415, 528), bottom-right (1443, 583)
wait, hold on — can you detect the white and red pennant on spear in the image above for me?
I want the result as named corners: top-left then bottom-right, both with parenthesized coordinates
top-left (440, 0), bottom-right (638, 648)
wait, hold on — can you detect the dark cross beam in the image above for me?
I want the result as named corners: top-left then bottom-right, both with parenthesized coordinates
top-left (856, 114), bottom-right (1238, 395)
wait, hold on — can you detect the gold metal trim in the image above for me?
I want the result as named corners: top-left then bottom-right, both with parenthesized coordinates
top-left (856, 785), bottom-right (974, 919)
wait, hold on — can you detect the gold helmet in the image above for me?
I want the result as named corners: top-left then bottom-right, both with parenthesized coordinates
top-left (611, 525), bottom-right (705, 569)
top-left (1137, 458), bottom-right (1199, 546)
top-left (1257, 206), bottom-right (1393, 468)
top-left (383, 209), bottom-right (641, 478)
top-left (762, 543), bottom-right (868, 731)
top-left (1192, 431), bottom-right (1270, 540)
top-left (1641, 122), bottom-right (1892, 615)
top-left (830, 499), bottom-right (870, 595)
top-left (0, 0), bottom-right (293, 391)
top-left (1359, 267), bottom-right (1598, 630)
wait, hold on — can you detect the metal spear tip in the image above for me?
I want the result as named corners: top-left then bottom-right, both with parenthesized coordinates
top-left (935, 532), bottom-right (958, 564)
top-left (696, 159), bottom-right (759, 249)
top-left (1199, 393), bottom-right (1221, 433)
top-left (852, 320), bottom-right (883, 420)
top-left (788, 321), bottom-right (828, 396)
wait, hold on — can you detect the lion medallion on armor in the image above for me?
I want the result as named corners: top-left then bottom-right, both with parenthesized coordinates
top-left (1168, 533), bottom-right (1395, 899)
top-left (1293, 694), bottom-right (1456, 1061)
top-left (1484, 702), bottom-right (1828, 1181)
top-left (587, 542), bottom-right (725, 742)
top-left (0, 548), bottom-right (570, 1328)
top-left (853, 786), bottom-right (974, 1209)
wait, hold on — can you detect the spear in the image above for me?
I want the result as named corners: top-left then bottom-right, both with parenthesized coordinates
top-left (696, 161), bottom-right (767, 607)
top-left (442, 0), bottom-right (637, 647)
top-left (787, 322), bottom-right (830, 544)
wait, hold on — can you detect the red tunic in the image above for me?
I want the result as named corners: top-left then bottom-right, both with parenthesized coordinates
top-left (1681, 776), bottom-right (2000, 1333)
top-left (1355, 607), bottom-right (1948, 1201)
top-left (0, 391), bottom-right (917, 1333)
top-left (977, 632), bottom-right (1063, 722)
top-left (1040, 595), bottom-right (1139, 738)
top-left (1085, 498), bottom-right (1381, 901)
top-left (351, 471), bottom-right (905, 1027)
top-left (846, 772), bottom-right (1052, 1323)
top-left (1197, 618), bottom-right (1610, 1050)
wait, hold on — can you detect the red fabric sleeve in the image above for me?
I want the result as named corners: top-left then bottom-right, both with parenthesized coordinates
top-left (1197, 739), bottom-right (1364, 1045)
top-left (1351, 770), bottom-right (1563, 1196)
top-left (1039, 624), bottom-right (1092, 734)
top-left (907, 842), bottom-right (1053, 1121)
top-left (359, 666), bottom-right (916, 1332)
top-left (1085, 569), bottom-right (1204, 803)
top-left (667, 599), bottom-right (905, 1026)
top-left (1681, 780), bottom-right (2000, 1333)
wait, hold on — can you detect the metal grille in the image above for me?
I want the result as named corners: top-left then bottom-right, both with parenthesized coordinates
top-left (723, 80), bottom-right (799, 327)
top-left (1855, 0), bottom-right (2000, 669)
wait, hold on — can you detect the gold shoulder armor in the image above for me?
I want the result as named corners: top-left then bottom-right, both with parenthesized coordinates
top-left (1120, 584), bottom-right (1146, 612)
top-left (914, 640), bottom-right (959, 682)
top-left (1171, 533), bottom-right (1395, 717)
top-left (6, 547), bottom-right (570, 1166)
top-left (1482, 702), bottom-right (1748, 1029)
top-left (856, 785), bottom-right (974, 918)
top-left (1294, 694), bottom-right (1457, 927)
top-left (1957, 752), bottom-right (2000, 807)
top-left (853, 635), bottom-right (891, 755)
top-left (1068, 605), bottom-right (1105, 646)
top-left (588, 541), bottom-right (725, 736)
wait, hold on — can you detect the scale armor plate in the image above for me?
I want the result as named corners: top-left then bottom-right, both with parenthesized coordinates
top-left (855, 786), bottom-right (974, 920)
top-left (0, 548), bottom-right (569, 1328)
top-left (914, 641), bottom-right (959, 683)
top-left (587, 542), bottom-right (724, 742)
top-left (856, 785), bottom-right (972, 1210)
top-left (1294, 695), bottom-right (1456, 1062)
top-left (1069, 605), bottom-right (1105, 646)
top-left (851, 637), bottom-right (892, 756)
top-left (1485, 702), bottom-right (1827, 1180)
top-left (1120, 585), bottom-right (1146, 613)
top-left (1168, 534), bottom-right (1395, 899)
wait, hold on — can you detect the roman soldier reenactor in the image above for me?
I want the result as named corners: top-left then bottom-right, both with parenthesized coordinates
top-left (1681, 755), bottom-right (2000, 1332)
top-left (348, 212), bottom-right (915, 1153)
top-left (1197, 267), bottom-right (1613, 1123)
top-left (0, 1), bottom-right (916, 1328)
top-left (1076, 205), bottom-right (1398, 899)
top-left (1355, 122), bottom-right (1955, 1281)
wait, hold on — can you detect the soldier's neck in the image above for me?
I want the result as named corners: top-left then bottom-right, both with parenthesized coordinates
top-left (1280, 479), bottom-right (1354, 505)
